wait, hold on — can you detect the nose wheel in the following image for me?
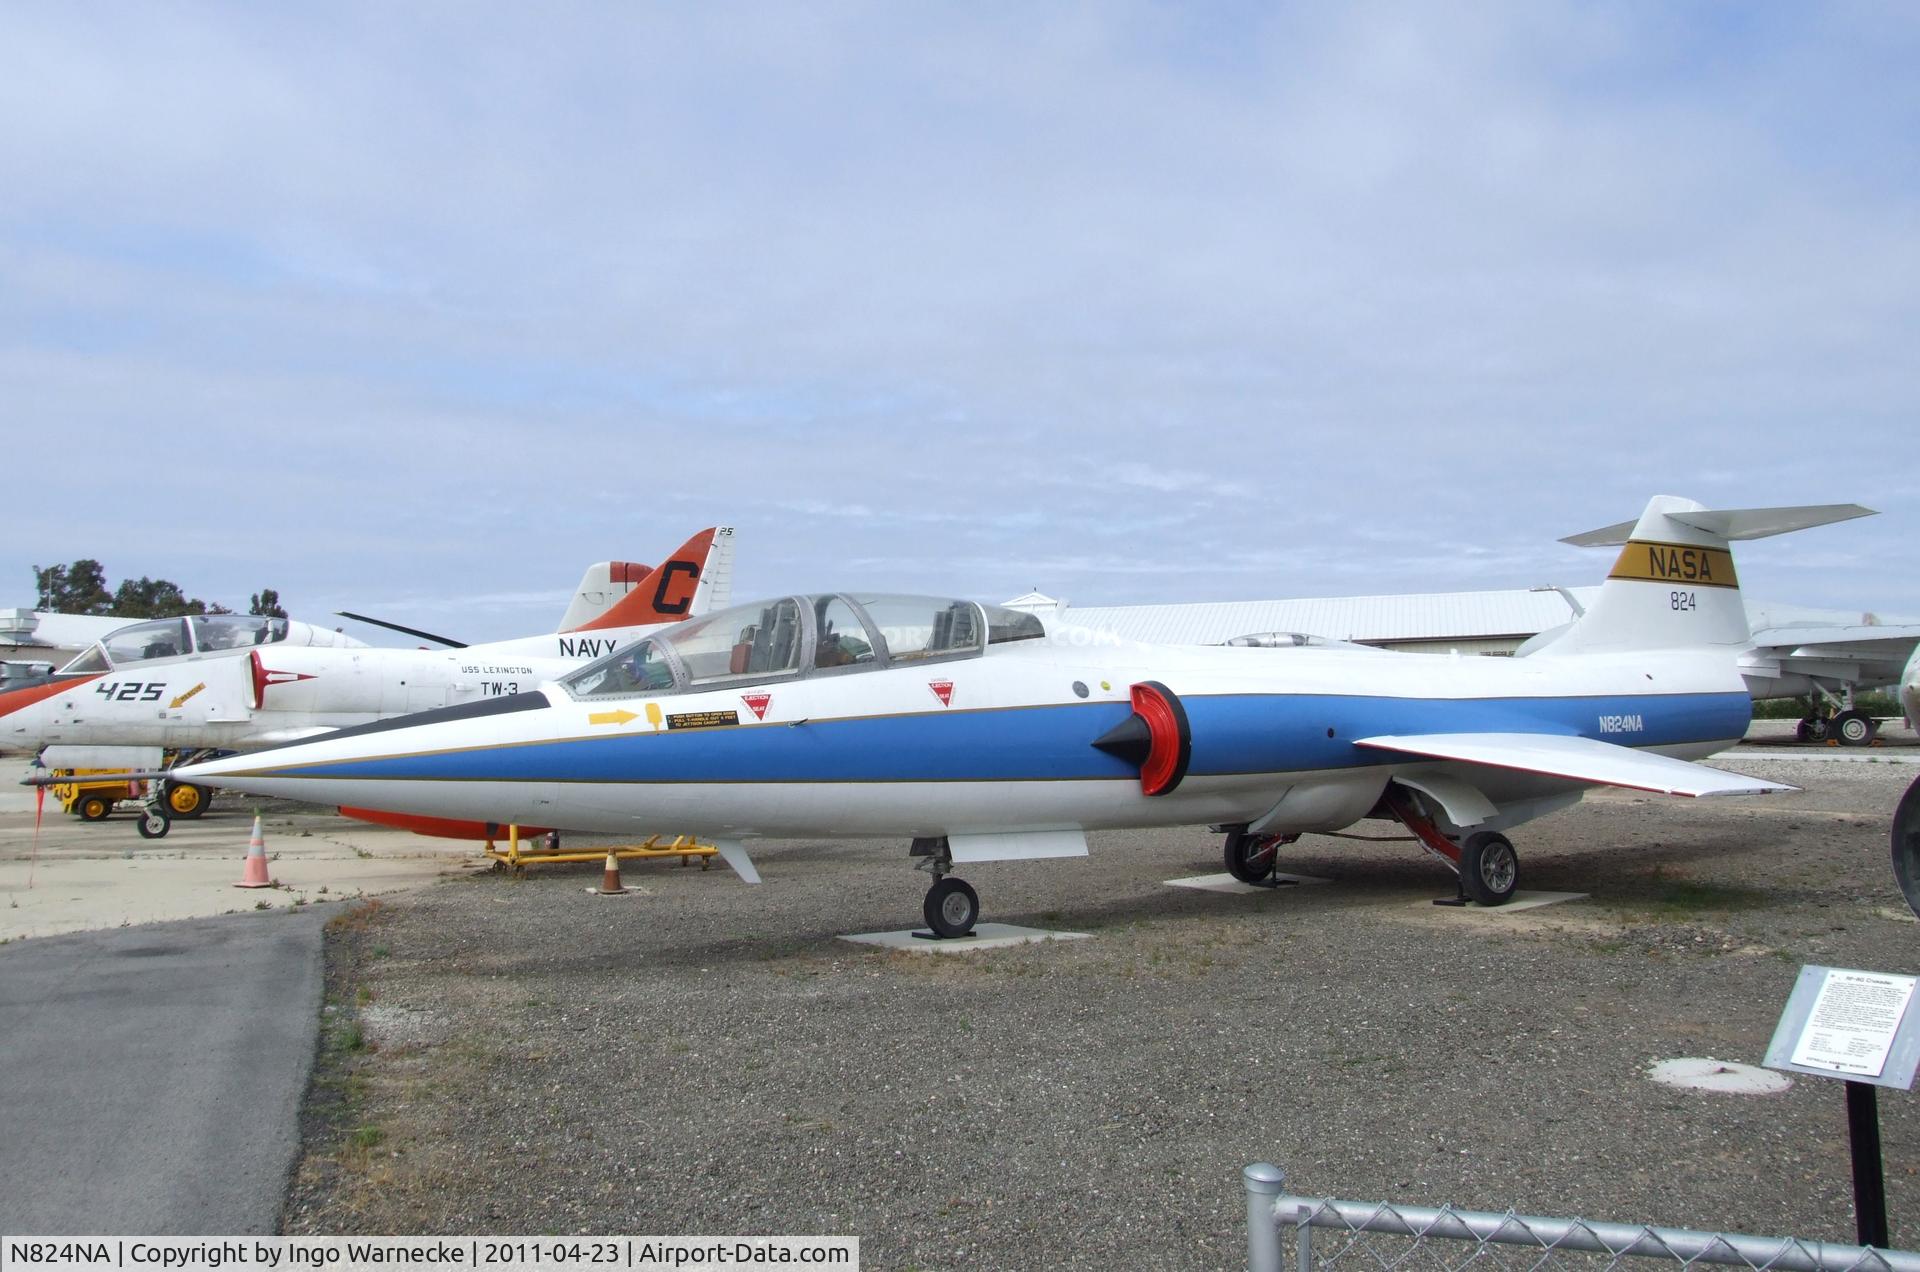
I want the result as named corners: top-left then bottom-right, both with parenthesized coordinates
top-left (910, 836), bottom-right (981, 938)
top-left (923, 876), bottom-right (981, 938)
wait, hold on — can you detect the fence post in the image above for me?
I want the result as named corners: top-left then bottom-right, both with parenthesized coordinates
top-left (1245, 1162), bottom-right (1287, 1272)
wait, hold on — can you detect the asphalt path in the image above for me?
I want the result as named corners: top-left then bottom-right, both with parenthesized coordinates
top-left (0, 908), bottom-right (326, 1234)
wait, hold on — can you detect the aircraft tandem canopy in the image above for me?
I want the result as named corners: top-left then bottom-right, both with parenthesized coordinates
top-left (59, 615), bottom-right (298, 675)
top-left (564, 593), bottom-right (1048, 700)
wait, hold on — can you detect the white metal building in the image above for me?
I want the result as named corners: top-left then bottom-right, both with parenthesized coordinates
top-left (1003, 589), bottom-right (1913, 656)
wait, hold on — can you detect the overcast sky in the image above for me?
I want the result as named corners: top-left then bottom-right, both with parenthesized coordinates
top-left (4, 3), bottom-right (1916, 642)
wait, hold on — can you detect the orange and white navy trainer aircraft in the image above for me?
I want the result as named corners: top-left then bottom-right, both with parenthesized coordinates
top-left (0, 530), bottom-right (734, 809)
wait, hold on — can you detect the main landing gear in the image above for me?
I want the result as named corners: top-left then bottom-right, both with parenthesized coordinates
top-left (1381, 787), bottom-right (1520, 906)
top-left (910, 837), bottom-right (980, 938)
top-left (1222, 828), bottom-right (1300, 885)
top-left (1796, 688), bottom-right (1879, 747)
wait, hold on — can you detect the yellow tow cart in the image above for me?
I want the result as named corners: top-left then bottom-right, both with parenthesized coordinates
top-left (483, 826), bottom-right (716, 872)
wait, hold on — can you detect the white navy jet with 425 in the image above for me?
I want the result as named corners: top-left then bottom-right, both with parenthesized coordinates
top-left (2, 529), bottom-right (732, 787)
top-left (163, 498), bottom-right (1819, 933)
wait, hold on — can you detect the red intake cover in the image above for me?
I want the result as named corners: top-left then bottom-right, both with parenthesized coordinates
top-left (1131, 681), bottom-right (1192, 797)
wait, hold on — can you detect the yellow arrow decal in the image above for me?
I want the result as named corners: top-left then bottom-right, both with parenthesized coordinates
top-left (170, 683), bottom-right (207, 709)
top-left (589, 709), bottom-right (639, 726)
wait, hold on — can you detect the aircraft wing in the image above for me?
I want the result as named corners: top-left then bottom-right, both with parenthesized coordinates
top-left (1744, 624), bottom-right (1920, 685)
top-left (1352, 732), bottom-right (1793, 797)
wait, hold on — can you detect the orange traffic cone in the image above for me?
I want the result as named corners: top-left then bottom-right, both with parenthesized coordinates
top-left (595, 852), bottom-right (628, 895)
top-left (234, 815), bottom-right (275, 889)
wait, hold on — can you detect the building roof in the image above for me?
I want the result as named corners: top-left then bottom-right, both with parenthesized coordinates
top-left (1007, 588), bottom-right (1920, 649)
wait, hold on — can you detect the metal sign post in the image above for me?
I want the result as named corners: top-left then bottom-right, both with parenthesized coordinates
top-left (1765, 965), bottom-right (1920, 1248)
top-left (1847, 1080), bottom-right (1889, 1248)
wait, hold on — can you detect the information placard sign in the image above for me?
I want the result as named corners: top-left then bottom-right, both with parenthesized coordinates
top-left (1765, 965), bottom-right (1920, 1089)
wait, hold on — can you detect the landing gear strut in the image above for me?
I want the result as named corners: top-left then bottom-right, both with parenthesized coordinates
top-left (1383, 787), bottom-right (1520, 906)
top-left (911, 836), bottom-right (979, 938)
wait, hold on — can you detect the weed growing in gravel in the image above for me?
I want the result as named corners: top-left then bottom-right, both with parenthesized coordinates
top-left (337, 1124), bottom-right (393, 1180)
top-left (326, 898), bottom-right (386, 934)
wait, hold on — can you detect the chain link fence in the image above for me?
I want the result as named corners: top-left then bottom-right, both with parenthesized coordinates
top-left (1244, 1164), bottom-right (1920, 1272)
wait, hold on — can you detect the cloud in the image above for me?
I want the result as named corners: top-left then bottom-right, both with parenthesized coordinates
top-left (1, 4), bottom-right (1916, 637)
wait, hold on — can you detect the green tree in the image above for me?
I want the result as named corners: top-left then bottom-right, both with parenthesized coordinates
top-left (111, 576), bottom-right (210, 619)
top-left (33, 559), bottom-right (114, 613)
top-left (30, 561), bottom-right (261, 617)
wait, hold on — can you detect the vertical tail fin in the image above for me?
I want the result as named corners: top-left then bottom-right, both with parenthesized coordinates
top-left (563, 527), bottom-right (734, 633)
top-left (1533, 497), bottom-right (1871, 656)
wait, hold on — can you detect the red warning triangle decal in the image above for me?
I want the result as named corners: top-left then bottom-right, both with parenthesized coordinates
top-left (928, 680), bottom-right (954, 707)
top-left (741, 692), bottom-right (772, 720)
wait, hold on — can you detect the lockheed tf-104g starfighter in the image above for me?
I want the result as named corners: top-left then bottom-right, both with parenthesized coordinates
top-left (141, 497), bottom-right (1844, 935)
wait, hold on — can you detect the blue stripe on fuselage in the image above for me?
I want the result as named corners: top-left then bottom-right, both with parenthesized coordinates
top-left (247, 690), bottom-right (1752, 784)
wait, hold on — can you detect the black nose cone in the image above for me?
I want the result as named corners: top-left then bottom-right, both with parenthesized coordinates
top-left (1091, 714), bottom-right (1151, 766)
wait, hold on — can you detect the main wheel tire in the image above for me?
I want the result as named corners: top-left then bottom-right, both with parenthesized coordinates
top-left (1223, 830), bottom-right (1280, 884)
top-left (1834, 710), bottom-right (1876, 747)
top-left (78, 795), bottom-right (112, 822)
top-left (1893, 776), bottom-right (1920, 920)
top-left (1460, 831), bottom-right (1519, 906)
top-left (923, 876), bottom-right (980, 938)
top-left (136, 810), bottom-right (171, 840)
top-left (1797, 716), bottom-right (1830, 744)
top-left (166, 783), bottom-right (208, 818)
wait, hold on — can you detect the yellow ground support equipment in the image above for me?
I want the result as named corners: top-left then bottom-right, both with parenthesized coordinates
top-left (483, 826), bottom-right (716, 872)
top-left (48, 759), bottom-right (211, 822)
top-left (50, 770), bottom-right (146, 822)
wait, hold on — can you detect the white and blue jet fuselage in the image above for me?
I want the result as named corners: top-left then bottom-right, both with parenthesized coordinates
top-left (189, 621), bottom-right (1753, 841)
top-left (171, 497), bottom-right (1810, 933)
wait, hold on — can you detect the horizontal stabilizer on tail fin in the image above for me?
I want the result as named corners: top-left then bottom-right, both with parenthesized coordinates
top-left (1354, 732), bottom-right (1794, 797)
top-left (1562, 503), bottom-right (1874, 547)
top-left (557, 562), bottom-right (653, 632)
top-left (1534, 496), bottom-right (1877, 657)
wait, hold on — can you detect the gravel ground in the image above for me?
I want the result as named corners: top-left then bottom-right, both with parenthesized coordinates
top-left (282, 755), bottom-right (1920, 1268)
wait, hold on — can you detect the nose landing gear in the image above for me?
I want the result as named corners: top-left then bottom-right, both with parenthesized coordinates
top-left (924, 876), bottom-right (981, 938)
top-left (911, 836), bottom-right (979, 938)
